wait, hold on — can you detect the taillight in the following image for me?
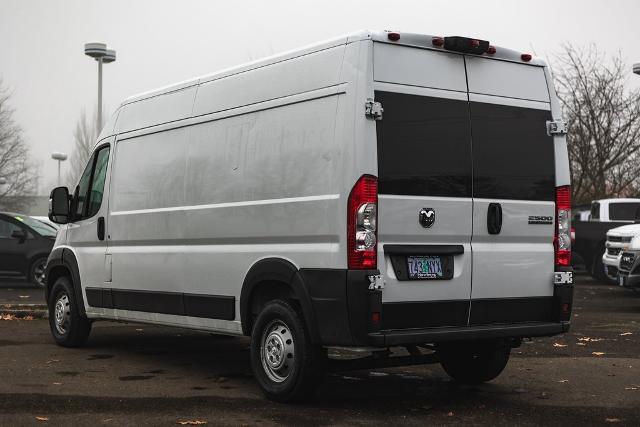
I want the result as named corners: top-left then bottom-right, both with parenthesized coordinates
top-left (347, 175), bottom-right (378, 269)
top-left (555, 186), bottom-right (571, 267)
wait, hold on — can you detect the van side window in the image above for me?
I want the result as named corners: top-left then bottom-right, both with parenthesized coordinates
top-left (73, 155), bottom-right (95, 219)
top-left (86, 147), bottom-right (111, 218)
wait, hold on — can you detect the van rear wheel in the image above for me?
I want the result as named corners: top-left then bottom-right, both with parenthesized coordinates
top-left (250, 300), bottom-right (324, 402)
top-left (438, 341), bottom-right (510, 384)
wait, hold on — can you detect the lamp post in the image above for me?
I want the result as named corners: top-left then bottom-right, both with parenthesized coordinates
top-left (634, 62), bottom-right (640, 76)
top-left (84, 42), bottom-right (116, 132)
top-left (51, 152), bottom-right (68, 186)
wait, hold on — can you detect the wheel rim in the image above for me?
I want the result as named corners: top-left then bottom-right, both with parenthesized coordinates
top-left (54, 294), bottom-right (71, 335)
top-left (260, 319), bottom-right (295, 383)
top-left (33, 260), bottom-right (46, 287)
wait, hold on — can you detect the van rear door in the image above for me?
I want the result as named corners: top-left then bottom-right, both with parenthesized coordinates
top-left (465, 57), bottom-right (556, 324)
top-left (373, 43), bottom-right (473, 330)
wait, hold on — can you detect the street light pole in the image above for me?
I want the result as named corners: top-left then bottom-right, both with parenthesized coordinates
top-left (84, 43), bottom-right (116, 132)
top-left (51, 152), bottom-right (68, 186)
top-left (98, 56), bottom-right (103, 130)
top-left (634, 62), bottom-right (640, 76)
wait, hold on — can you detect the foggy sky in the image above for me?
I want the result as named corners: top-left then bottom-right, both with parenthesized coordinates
top-left (1, 0), bottom-right (639, 194)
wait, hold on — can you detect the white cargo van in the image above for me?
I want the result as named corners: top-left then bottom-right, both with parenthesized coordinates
top-left (46, 30), bottom-right (573, 402)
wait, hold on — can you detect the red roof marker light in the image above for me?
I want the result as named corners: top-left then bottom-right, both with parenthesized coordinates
top-left (432, 37), bottom-right (444, 47)
top-left (487, 46), bottom-right (496, 55)
top-left (387, 32), bottom-right (400, 42)
top-left (521, 53), bottom-right (532, 62)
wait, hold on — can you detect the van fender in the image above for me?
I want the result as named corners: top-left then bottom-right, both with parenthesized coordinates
top-left (45, 247), bottom-right (86, 317)
top-left (240, 258), bottom-right (319, 342)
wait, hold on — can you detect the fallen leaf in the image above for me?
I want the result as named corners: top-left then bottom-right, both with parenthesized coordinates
top-left (592, 352), bottom-right (606, 356)
top-left (35, 417), bottom-right (49, 422)
top-left (52, 382), bottom-right (62, 386)
top-left (446, 412), bottom-right (454, 417)
top-left (620, 332), bottom-right (633, 336)
top-left (605, 418), bottom-right (622, 423)
top-left (558, 379), bottom-right (569, 383)
top-left (23, 315), bottom-right (34, 321)
top-left (18, 295), bottom-right (30, 299)
top-left (553, 343), bottom-right (567, 348)
top-left (177, 421), bottom-right (207, 426)
top-left (577, 342), bottom-right (586, 346)
top-left (625, 386), bottom-right (638, 390)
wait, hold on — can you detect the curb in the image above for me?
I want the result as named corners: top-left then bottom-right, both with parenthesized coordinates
top-left (0, 304), bottom-right (48, 319)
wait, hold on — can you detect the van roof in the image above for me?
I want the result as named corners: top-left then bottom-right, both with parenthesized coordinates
top-left (121, 30), bottom-right (546, 106)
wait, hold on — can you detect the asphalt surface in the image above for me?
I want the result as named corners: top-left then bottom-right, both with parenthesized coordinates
top-left (1, 276), bottom-right (639, 426)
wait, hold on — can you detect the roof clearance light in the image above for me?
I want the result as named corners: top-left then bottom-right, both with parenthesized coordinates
top-left (487, 46), bottom-right (496, 55)
top-left (521, 53), bottom-right (532, 62)
top-left (387, 32), bottom-right (400, 42)
top-left (432, 37), bottom-right (444, 47)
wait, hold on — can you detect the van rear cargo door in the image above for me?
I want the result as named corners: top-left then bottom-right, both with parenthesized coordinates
top-left (373, 44), bottom-right (473, 330)
top-left (465, 56), bottom-right (556, 325)
top-left (374, 88), bottom-right (473, 329)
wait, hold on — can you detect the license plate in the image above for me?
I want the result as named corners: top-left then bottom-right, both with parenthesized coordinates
top-left (407, 256), bottom-right (444, 279)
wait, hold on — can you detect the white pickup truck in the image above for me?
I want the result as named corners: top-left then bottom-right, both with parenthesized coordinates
top-left (574, 198), bottom-right (640, 283)
top-left (606, 223), bottom-right (640, 288)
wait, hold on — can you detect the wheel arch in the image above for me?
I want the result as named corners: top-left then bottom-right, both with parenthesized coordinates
top-left (240, 258), bottom-right (319, 342)
top-left (45, 247), bottom-right (86, 316)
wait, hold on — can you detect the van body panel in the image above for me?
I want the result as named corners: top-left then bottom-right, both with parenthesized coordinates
top-left (193, 45), bottom-right (345, 117)
top-left (116, 86), bottom-right (198, 134)
top-left (465, 56), bottom-right (550, 102)
top-left (373, 43), bottom-right (467, 92)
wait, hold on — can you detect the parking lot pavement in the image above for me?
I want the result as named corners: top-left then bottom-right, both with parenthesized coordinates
top-left (1, 276), bottom-right (639, 426)
top-left (0, 280), bottom-right (45, 306)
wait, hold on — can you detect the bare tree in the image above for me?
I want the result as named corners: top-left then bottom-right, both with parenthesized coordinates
top-left (0, 79), bottom-right (38, 212)
top-left (553, 43), bottom-right (640, 205)
top-left (67, 110), bottom-right (104, 187)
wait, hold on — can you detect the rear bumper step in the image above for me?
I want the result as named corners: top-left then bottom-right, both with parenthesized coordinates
top-left (368, 321), bottom-right (570, 346)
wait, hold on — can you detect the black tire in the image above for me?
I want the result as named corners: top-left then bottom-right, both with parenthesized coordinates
top-left (438, 341), bottom-right (510, 384)
top-left (29, 256), bottom-right (48, 288)
top-left (250, 300), bottom-right (324, 402)
top-left (48, 276), bottom-right (91, 347)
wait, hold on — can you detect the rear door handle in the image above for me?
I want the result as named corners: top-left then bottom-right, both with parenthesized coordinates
top-left (487, 203), bottom-right (502, 235)
top-left (97, 217), bottom-right (105, 241)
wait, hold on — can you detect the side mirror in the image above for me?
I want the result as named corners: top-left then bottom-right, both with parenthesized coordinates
top-left (11, 229), bottom-right (26, 242)
top-left (49, 186), bottom-right (70, 224)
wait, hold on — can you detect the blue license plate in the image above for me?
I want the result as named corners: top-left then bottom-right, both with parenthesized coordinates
top-left (407, 256), bottom-right (444, 279)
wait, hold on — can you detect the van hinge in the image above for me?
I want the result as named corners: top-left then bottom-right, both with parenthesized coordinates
top-left (365, 99), bottom-right (383, 120)
top-left (546, 120), bottom-right (567, 136)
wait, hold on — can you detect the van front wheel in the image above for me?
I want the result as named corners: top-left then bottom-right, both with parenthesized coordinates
top-left (438, 341), bottom-right (510, 384)
top-left (250, 300), bottom-right (324, 402)
top-left (48, 277), bottom-right (91, 347)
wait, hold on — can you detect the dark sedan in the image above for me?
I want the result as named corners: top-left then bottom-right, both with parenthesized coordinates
top-left (0, 212), bottom-right (56, 287)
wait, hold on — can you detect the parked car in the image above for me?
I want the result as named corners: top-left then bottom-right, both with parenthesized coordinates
top-left (45, 30), bottom-right (573, 402)
top-left (31, 216), bottom-right (60, 231)
top-left (0, 212), bottom-right (56, 287)
top-left (572, 198), bottom-right (640, 283)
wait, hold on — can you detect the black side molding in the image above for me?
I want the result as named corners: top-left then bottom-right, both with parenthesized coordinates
top-left (85, 287), bottom-right (235, 321)
top-left (383, 244), bottom-right (464, 256)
